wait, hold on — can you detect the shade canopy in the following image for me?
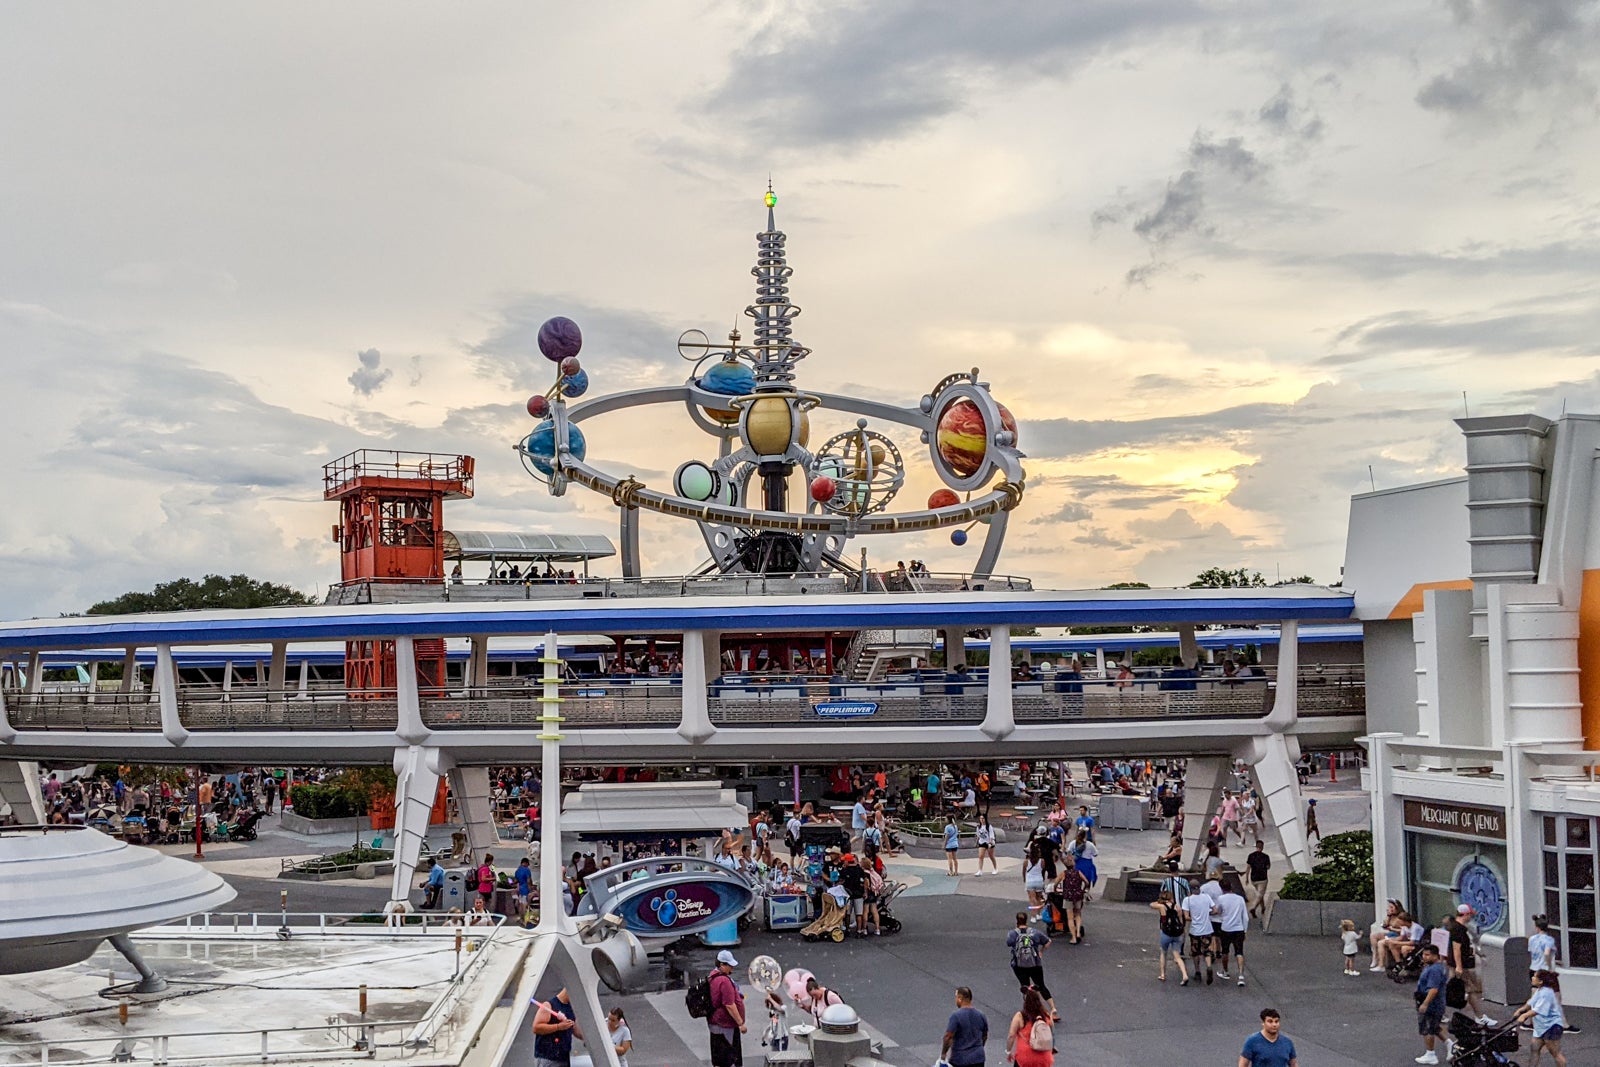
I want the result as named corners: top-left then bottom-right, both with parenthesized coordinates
top-left (442, 530), bottom-right (615, 563)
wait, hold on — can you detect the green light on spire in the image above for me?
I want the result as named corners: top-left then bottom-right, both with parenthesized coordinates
top-left (764, 184), bottom-right (777, 209)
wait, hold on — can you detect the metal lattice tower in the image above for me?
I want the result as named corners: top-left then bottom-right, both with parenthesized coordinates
top-left (745, 183), bottom-right (810, 388)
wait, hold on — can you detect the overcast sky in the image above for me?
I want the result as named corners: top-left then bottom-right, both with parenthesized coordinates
top-left (3, 1), bottom-right (1599, 618)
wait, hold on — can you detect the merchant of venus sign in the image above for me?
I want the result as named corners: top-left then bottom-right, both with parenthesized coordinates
top-left (514, 185), bottom-right (1027, 580)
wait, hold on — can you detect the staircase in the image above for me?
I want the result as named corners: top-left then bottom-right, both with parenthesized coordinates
top-left (842, 629), bottom-right (937, 683)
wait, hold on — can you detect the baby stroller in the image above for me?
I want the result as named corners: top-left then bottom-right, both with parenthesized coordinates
top-left (1385, 942), bottom-right (1425, 984)
top-left (1447, 1012), bottom-right (1519, 1066)
top-left (226, 809), bottom-right (263, 842)
top-left (875, 880), bottom-right (906, 935)
top-left (802, 891), bottom-right (851, 942)
top-left (1039, 891), bottom-right (1069, 937)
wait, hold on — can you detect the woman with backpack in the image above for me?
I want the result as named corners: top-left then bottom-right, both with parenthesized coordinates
top-left (1004, 988), bottom-right (1056, 1067)
top-left (1055, 863), bottom-right (1090, 944)
top-left (1149, 889), bottom-right (1190, 984)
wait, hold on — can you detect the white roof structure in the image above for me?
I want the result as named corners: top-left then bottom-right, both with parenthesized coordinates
top-left (560, 781), bottom-right (748, 835)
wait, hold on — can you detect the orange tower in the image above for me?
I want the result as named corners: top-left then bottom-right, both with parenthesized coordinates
top-left (324, 450), bottom-right (475, 693)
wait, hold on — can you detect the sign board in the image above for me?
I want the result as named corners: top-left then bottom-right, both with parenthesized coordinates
top-left (814, 701), bottom-right (878, 719)
top-left (607, 874), bottom-right (754, 937)
top-left (1403, 799), bottom-right (1505, 840)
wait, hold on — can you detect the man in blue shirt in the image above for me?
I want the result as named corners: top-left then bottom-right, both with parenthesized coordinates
top-left (1238, 1008), bottom-right (1296, 1067)
top-left (422, 858), bottom-right (445, 909)
top-left (941, 986), bottom-right (988, 1067)
top-left (1413, 944), bottom-right (1447, 1064)
top-left (1074, 806), bottom-right (1096, 843)
top-left (927, 771), bottom-right (942, 816)
top-left (514, 858), bottom-right (533, 913)
top-left (851, 798), bottom-right (869, 854)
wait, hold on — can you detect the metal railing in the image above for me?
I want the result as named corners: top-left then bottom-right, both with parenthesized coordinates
top-left (6, 671), bottom-right (1365, 732)
top-left (323, 448), bottom-right (473, 498)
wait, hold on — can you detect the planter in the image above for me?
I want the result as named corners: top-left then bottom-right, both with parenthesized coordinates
top-left (279, 811), bottom-right (373, 836)
top-left (1263, 898), bottom-right (1372, 937)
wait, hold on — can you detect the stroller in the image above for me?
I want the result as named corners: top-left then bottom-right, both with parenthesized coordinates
top-left (802, 890), bottom-right (851, 942)
top-left (1385, 942), bottom-right (1426, 984)
top-left (226, 809), bottom-right (263, 842)
top-left (1447, 1011), bottom-right (1519, 1066)
top-left (874, 880), bottom-right (906, 935)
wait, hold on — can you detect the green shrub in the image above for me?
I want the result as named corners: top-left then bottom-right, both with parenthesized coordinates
top-left (288, 784), bottom-right (362, 820)
top-left (1278, 830), bottom-right (1374, 902)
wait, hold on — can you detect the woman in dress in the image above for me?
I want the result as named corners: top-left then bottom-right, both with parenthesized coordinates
top-left (1055, 863), bottom-right (1090, 944)
top-left (1023, 840), bottom-right (1047, 914)
top-left (1004, 988), bottom-right (1055, 1067)
top-left (1071, 829), bottom-right (1098, 891)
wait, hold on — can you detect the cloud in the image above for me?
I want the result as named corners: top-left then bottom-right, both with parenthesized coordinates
top-left (1030, 500), bottom-right (1093, 525)
top-left (707, 1), bottom-right (1210, 149)
top-left (1256, 83), bottom-right (1325, 143)
top-left (470, 296), bottom-right (682, 393)
top-left (1415, 0), bottom-right (1600, 122)
top-left (348, 347), bottom-right (392, 396)
top-left (1327, 292), bottom-right (1600, 363)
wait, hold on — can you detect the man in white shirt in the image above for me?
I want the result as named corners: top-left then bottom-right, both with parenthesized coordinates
top-left (1184, 889), bottom-right (1218, 985)
top-left (1214, 885), bottom-right (1250, 986)
top-left (785, 811), bottom-right (804, 863)
top-left (850, 799), bottom-right (869, 854)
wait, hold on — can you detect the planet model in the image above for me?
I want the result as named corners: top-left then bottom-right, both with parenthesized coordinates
top-left (560, 368), bottom-right (590, 398)
top-left (810, 476), bottom-right (836, 503)
top-left (560, 355), bottom-right (582, 377)
top-left (527, 394), bottom-right (550, 418)
top-left (538, 316), bottom-right (583, 362)
top-left (523, 420), bottom-right (588, 477)
top-left (936, 398), bottom-right (1018, 478)
top-left (698, 359), bottom-right (756, 424)
top-left (674, 461), bottom-right (720, 502)
top-left (744, 395), bottom-right (797, 456)
top-left (951, 528), bottom-right (969, 546)
top-left (928, 488), bottom-right (960, 509)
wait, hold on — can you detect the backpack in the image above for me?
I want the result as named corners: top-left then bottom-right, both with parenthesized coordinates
top-left (1160, 904), bottom-right (1184, 937)
top-left (1029, 1018), bottom-right (1054, 1052)
top-left (784, 824), bottom-right (800, 850)
top-left (1012, 930), bottom-right (1042, 968)
top-left (1444, 975), bottom-right (1467, 1009)
top-left (685, 971), bottom-right (715, 1019)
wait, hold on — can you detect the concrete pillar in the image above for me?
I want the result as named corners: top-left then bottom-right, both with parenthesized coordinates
top-left (155, 644), bottom-right (188, 746)
top-left (1251, 733), bottom-right (1312, 874)
top-left (25, 653), bottom-right (40, 694)
top-left (941, 626), bottom-right (967, 670)
top-left (537, 630), bottom-right (575, 935)
top-left (268, 641), bottom-right (287, 701)
top-left (119, 648), bottom-right (138, 694)
top-left (0, 759), bottom-right (45, 822)
top-left (394, 637), bottom-right (429, 745)
top-left (1503, 740), bottom-right (1541, 940)
top-left (678, 629), bottom-right (716, 743)
top-left (389, 745), bottom-right (443, 904)
top-left (296, 660), bottom-right (310, 699)
top-left (1177, 624), bottom-right (1200, 670)
top-left (86, 661), bottom-right (99, 705)
top-left (468, 636), bottom-right (489, 694)
top-left (448, 765), bottom-right (497, 859)
top-left (0, 683), bottom-right (14, 744)
top-left (1265, 620), bottom-right (1299, 730)
top-left (1180, 756), bottom-right (1229, 868)
top-left (981, 625), bottom-right (1015, 740)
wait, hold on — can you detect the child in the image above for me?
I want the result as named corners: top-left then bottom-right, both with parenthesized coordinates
top-left (1340, 918), bottom-right (1360, 974)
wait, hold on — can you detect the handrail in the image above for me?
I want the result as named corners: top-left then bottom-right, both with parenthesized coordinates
top-left (329, 568), bottom-right (1037, 597)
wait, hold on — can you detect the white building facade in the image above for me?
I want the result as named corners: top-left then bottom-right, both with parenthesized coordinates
top-left (1350, 413), bottom-right (1600, 1006)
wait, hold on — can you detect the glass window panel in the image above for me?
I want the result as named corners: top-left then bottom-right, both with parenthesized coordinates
top-left (1545, 816), bottom-right (1558, 846)
top-left (1570, 930), bottom-right (1597, 969)
top-left (1547, 889), bottom-right (1563, 919)
top-left (1546, 851), bottom-right (1562, 889)
top-left (1568, 818), bottom-right (1593, 850)
top-left (1567, 853), bottom-right (1596, 891)
top-left (1416, 835), bottom-right (1467, 885)
top-left (1567, 891), bottom-right (1595, 930)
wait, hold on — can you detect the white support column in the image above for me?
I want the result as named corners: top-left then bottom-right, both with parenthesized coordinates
top-left (468, 636), bottom-right (489, 694)
top-left (1251, 733), bottom-right (1312, 874)
top-left (86, 661), bottom-right (99, 705)
top-left (981, 625), bottom-right (1015, 740)
top-left (155, 644), bottom-right (188, 746)
top-left (677, 629), bottom-right (715, 743)
top-left (447, 765), bottom-right (497, 859)
top-left (296, 660), bottom-right (309, 699)
top-left (538, 630), bottom-right (576, 935)
top-left (1180, 756), bottom-right (1230, 867)
top-left (0, 685), bottom-right (15, 745)
top-left (25, 653), bottom-right (40, 694)
top-left (394, 637), bottom-right (429, 745)
top-left (119, 648), bottom-right (137, 694)
top-left (1503, 740), bottom-right (1541, 941)
top-left (221, 661), bottom-right (233, 699)
top-left (389, 745), bottom-right (443, 904)
top-left (0, 759), bottom-right (45, 822)
top-left (1265, 620), bottom-right (1299, 730)
top-left (941, 626), bottom-right (967, 670)
top-left (1363, 733), bottom-right (1403, 924)
top-left (1177, 624), bottom-right (1200, 670)
top-left (268, 642), bottom-right (287, 701)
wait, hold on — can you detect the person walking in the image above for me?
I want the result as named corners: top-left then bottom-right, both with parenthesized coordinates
top-left (1184, 884), bottom-right (1218, 985)
top-left (475, 853), bottom-right (496, 908)
top-left (1070, 830), bottom-right (1098, 890)
top-left (531, 987), bottom-right (583, 1067)
top-left (944, 814), bottom-right (962, 876)
top-left (974, 814), bottom-right (998, 876)
top-left (1511, 970), bottom-right (1569, 1067)
top-left (1022, 841), bottom-right (1047, 913)
top-left (1216, 881), bottom-right (1250, 985)
top-left (1004, 988), bottom-right (1055, 1067)
top-left (1006, 911), bottom-right (1061, 1021)
top-left (1150, 890), bottom-right (1190, 985)
top-left (1412, 943), bottom-right (1447, 1065)
top-left (707, 949), bottom-right (747, 1067)
top-left (1245, 840), bottom-right (1271, 919)
top-left (1305, 798), bottom-right (1320, 843)
top-left (1529, 914), bottom-right (1557, 975)
top-left (607, 1007), bottom-right (633, 1067)
top-left (1446, 906), bottom-right (1493, 1024)
top-left (1055, 863), bottom-right (1089, 944)
top-left (1238, 1008), bottom-right (1297, 1067)
top-left (941, 986), bottom-right (988, 1067)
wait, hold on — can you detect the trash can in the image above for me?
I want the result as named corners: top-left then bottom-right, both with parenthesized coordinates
top-left (765, 893), bottom-right (809, 930)
top-left (442, 867), bottom-right (472, 911)
top-left (1479, 934), bottom-right (1529, 1007)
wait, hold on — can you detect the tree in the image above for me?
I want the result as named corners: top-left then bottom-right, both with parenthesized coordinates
top-left (88, 574), bottom-right (315, 615)
top-left (1189, 567), bottom-right (1266, 589)
top-left (1272, 575), bottom-right (1318, 586)
top-left (1102, 581), bottom-right (1150, 590)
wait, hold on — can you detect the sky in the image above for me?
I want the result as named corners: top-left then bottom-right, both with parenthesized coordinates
top-left (3, 1), bottom-right (1600, 619)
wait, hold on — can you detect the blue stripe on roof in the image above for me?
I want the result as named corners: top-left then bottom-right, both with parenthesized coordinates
top-left (0, 592), bottom-right (1354, 651)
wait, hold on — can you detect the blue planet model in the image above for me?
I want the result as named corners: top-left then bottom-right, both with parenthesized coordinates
top-left (523, 420), bottom-right (587, 477)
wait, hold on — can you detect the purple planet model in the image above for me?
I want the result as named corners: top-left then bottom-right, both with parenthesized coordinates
top-left (538, 316), bottom-right (583, 363)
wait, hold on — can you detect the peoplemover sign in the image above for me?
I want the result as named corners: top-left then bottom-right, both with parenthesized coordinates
top-left (814, 701), bottom-right (879, 719)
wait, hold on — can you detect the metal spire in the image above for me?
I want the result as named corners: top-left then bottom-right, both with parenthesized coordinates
top-left (747, 182), bottom-right (809, 388)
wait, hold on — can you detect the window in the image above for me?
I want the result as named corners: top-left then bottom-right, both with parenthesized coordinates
top-left (1407, 834), bottom-right (1508, 933)
top-left (1540, 813), bottom-right (1600, 969)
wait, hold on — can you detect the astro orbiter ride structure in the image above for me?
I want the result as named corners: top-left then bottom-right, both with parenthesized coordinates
top-left (516, 187), bottom-right (1027, 579)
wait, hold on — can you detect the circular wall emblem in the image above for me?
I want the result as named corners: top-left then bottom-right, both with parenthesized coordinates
top-left (1455, 859), bottom-right (1506, 932)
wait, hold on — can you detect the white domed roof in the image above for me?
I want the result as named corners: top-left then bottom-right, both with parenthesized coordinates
top-left (0, 827), bottom-right (236, 974)
top-left (818, 1001), bottom-right (860, 1032)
